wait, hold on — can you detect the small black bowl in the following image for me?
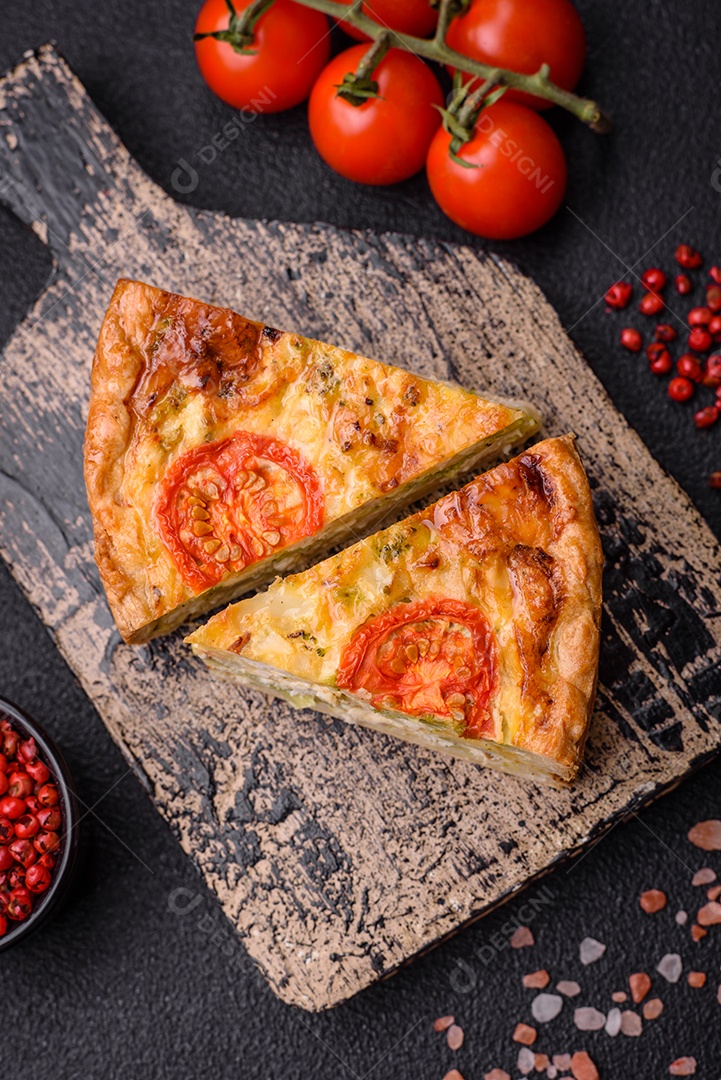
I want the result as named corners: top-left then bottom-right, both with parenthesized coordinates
top-left (0, 696), bottom-right (80, 951)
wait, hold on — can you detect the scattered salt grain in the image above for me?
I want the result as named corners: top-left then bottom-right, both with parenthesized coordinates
top-left (697, 901), bottom-right (721, 926)
top-left (513, 1023), bottom-right (537, 1047)
top-left (687, 971), bottom-right (706, 988)
top-left (675, 910), bottom-right (688, 925)
top-left (639, 889), bottom-right (667, 913)
top-left (717, 983), bottom-right (721, 1005)
top-left (556, 980), bottom-right (581, 997)
top-left (605, 1006), bottom-right (622, 1036)
top-left (690, 924), bottom-right (707, 941)
top-left (511, 926), bottom-right (535, 949)
top-left (531, 993), bottom-right (563, 1023)
top-left (620, 1010), bottom-right (643, 1036)
top-left (552, 1055), bottom-right (572, 1070)
top-left (691, 867), bottom-right (716, 886)
top-left (669, 1057), bottom-right (697, 1076)
top-left (611, 990), bottom-right (627, 1002)
top-left (443, 1072), bottom-right (465, 1080)
top-left (522, 970), bottom-right (550, 989)
top-left (707, 885), bottom-right (721, 901)
top-left (433, 1015), bottom-right (455, 1032)
top-left (547, 1067), bottom-right (558, 1080)
top-left (517, 1047), bottom-right (535, 1073)
top-left (574, 1006), bottom-right (606, 1031)
top-left (629, 972), bottom-right (651, 1004)
top-left (688, 819), bottom-right (721, 850)
top-left (483, 1070), bottom-right (510, 1080)
top-left (447, 1024), bottom-right (464, 1051)
top-left (570, 1050), bottom-right (600, 1080)
top-left (579, 937), bottom-right (606, 965)
top-left (657, 953), bottom-right (683, 983)
top-left (534, 1054), bottom-right (550, 1071)
top-left (643, 997), bottom-right (664, 1020)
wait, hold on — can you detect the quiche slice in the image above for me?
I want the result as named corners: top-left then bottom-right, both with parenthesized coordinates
top-left (187, 436), bottom-right (603, 787)
top-left (85, 279), bottom-right (538, 644)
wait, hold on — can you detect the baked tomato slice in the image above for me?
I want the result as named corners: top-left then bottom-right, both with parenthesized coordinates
top-left (157, 432), bottom-right (324, 591)
top-left (337, 598), bottom-right (496, 736)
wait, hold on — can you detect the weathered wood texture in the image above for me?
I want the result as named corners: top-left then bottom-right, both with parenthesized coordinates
top-left (1, 47), bottom-right (720, 1011)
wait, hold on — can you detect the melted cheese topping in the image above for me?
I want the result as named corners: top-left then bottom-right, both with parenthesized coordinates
top-left (189, 436), bottom-right (603, 778)
top-left (86, 279), bottom-right (538, 641)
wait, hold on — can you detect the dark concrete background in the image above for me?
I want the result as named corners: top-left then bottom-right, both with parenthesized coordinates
top-left (1, 2), bottom-right (721, 1077)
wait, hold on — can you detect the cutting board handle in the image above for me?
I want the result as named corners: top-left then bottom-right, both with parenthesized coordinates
top-left (0, 44), bottom-right (140, 271)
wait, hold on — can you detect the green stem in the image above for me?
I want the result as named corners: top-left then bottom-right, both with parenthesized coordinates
top-left (337, 31), bottom-right (393, 105)
top-left (355, 31), bottom-right (392, 82)
top-left (293, 0), bottom-right (612, 132)
top-left (193, 0), bottom-right (276, 52)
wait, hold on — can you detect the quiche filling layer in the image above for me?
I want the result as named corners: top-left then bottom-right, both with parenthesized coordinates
top-left (85, 279), bottom-right (539, 642)
top-left (188, 436), bottom-right (603, 786)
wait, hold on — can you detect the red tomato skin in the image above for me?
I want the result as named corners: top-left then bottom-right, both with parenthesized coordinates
top-left (446, 0), bottom-right (586, 110)
top-left (334, 0), bottom-right (438, 40)
top-left (308, 46), bottom-right (445, 186)
top-left (157, 432), bottom-right (324, 592)
top-left (426, 100), bottom-right (567, 240)
top-left (194, 0), bottom-right (330, 113)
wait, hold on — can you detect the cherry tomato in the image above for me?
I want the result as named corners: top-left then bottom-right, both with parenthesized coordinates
top-left (309, 46), bottom-right (444, 185)
top-left (157, 432), bottom-right (324, 592)
top-left (446, 0), bottom-right (586, 110)
top-left (426, 99), bottom-right (567, 239)
top-left (332, 0), bottom-right (438, 40)
top-left (194, 0), bottom-right (330, 112)
top-left (337, 598), bottom-right (497, 736)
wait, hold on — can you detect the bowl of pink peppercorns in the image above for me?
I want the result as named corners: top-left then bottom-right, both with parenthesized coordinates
top-left (0, 697), bottom-right (80, 949)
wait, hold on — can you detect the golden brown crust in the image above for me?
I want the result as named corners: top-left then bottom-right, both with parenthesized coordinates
top-left (85, 279), bottom-right (534, 643)
top-left (188, 435), bottom-right (603, 781)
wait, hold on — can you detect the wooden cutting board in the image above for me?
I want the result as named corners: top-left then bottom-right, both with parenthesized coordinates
top-left (1, 46), bottom-right (720, 1012)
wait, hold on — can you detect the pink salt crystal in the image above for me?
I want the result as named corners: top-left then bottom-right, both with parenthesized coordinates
top-left (669, 1058), bottom-right (697, 1076)
top-left (579, 937), bottom-right (606, 964)
top-left (605, 1006), bottom-right (622, 1036)
top-left (433, 1015), bottom-right (455, 1033)
top-left (534, 1054), bottom-right (550, 1071)
top-left (518, 1047), bottom-right (536, 1074)
top-left (707, 885), bottom-right (721, 901)
top-left (691, 867), bottom-right (716, 886)
top-left (443, 1072), bottom-right (465, 1080)
top-left (513, 1023), bottom-right (537, 1046)
top-left (447, 1024), bottom-right (464, 1051)
top-left (574, 1006), bottom-right (606, 1031)
top-left (688, 820), bottom-right (721, 850)
top-left (570, 1051), bottom-right (600, 1080)
top-left (629, 972), bottom-right (651, 1004)
top-left (657, 953), bottom-right (683, 983)
top-left (556, 980), bottom-right (581, 997)
top-left (643, 997), bottom-right (664, 1020)
top-left (552, 1056), bottom-right (572, 1070)
top-left (547, 1068), bottom-right (558, 1080)
top-left (697, 901), bottom-right (721, 926)
top-left (611, 991), bottom-right (627, 1002)
top-left (522, 970), bottom-right (550, 989)
top-left (675, 910), bottom-right (688, 925)
top-left (620, 1010), bottom-right (643, 1036)
top-left (531, 993), bottom-right (563, 1023)
top-left (484, 1071), bottom-right (510, 1080)
top-left (511, 926), bottom-right (535, 949)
